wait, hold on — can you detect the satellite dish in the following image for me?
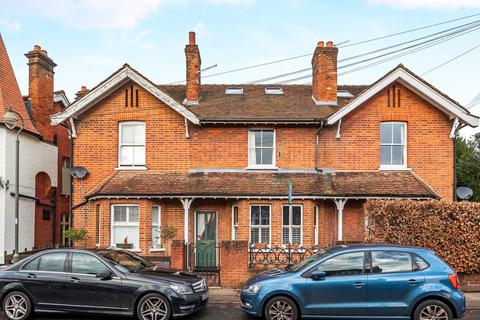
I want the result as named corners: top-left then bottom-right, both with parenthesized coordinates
top-left (70, 166), bottom-right (89, 179)
top-left (456, 186), bottom-right (473, 200)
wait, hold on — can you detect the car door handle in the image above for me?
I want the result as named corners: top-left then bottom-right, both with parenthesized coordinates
top-left (353, 282), bottom-right (366, 288)
top-left (408, 279), bottom-right (421, 285)
top-left (69, 277), bottom-right (81, 284)
top-left (26, 273), bottom-right (37, 279)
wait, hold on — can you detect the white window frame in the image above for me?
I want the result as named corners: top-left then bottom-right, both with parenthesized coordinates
top-left (110, 204), bottom-right (140, 251)
top-left (282, 205), bottom-right (303, 245)
top-left (379, 122), bottom-right (408, 170)
top-left (314, 206), bottom-right (319, 245)
top-left (151, 206), bottom-right (161, 250)
top-left (249, 204), bottom-right (271, 245)
top-left (231, 205), bottom-right (239, 241)
top-left (247, 129), bottom-right (277, 169)
top-left (118, 121), bottom-right (146, 169)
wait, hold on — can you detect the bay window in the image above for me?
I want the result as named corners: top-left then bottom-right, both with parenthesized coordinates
top-left (119, 122), bottom-right (146, 167)
top-left (250, 205), bottom-right (270, 244)
top-left (111, 205), bottom-right (140, 249)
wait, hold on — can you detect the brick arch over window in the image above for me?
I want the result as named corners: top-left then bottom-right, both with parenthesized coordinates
top-left (34, 172), bottom-right (55, 249)
top-left (35, 172), bottom-right (52, 200)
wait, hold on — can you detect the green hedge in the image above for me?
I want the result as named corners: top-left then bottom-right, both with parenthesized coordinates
top-left (364, 200), bottom-right (480, 273)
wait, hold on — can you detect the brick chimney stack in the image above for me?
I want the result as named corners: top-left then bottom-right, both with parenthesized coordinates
top-left (312, 40), bottom-right (338, 105)
top-left (25, 44), bottom-right (57, 140)
top-left (184, 31), bottom-right (201, 105)
top-left (75, 86), bottom-right (90, 100)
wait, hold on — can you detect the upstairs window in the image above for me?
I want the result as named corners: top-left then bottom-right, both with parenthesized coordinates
top-left (380, 122), bottom-right (406, 169)
top-left (248, 129), bottom-right (275, 168)
top-left (119, 122), bottom-right (146, 167)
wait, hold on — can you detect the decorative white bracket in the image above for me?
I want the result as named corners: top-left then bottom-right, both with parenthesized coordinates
top-left (336, 119), bottom-right (342, 139)
top-left (450, 117), bottom-right (459, 139)
top-left (334, 199), bottom-right (347, 241)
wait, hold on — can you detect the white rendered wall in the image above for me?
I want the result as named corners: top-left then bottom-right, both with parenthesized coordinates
top-left (0, 128), bottom-right (57, 263)
top-left (0, 127), bottom-right (6, 264)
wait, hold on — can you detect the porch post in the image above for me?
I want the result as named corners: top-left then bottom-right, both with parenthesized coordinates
top-left (334, 199), bottom-right (347, 241)
top-left (179, 198), bottom-right (194, 243)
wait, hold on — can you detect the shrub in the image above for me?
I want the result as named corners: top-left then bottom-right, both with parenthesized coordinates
top-left (364, 200), bottom-right (480, 273)
top-left (64, 228), bottom-right (88, 244)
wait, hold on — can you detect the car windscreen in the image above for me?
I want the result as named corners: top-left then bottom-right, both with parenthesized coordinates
top-left (289, 249), bottom-right (331, 272)
top-left (100, 250), bottom-right (154, 272)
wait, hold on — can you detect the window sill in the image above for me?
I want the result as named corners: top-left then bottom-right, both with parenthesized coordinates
top-left (246, 166), bottom-right (278, 170)
top-left (126, 248), bottom-right (142, 253)
top-left (150, 248), bottom-right (166, 252)
top-left (379, 166), bottom-right (411, 171)
top-left (115, 166), bottom-right (148, 171)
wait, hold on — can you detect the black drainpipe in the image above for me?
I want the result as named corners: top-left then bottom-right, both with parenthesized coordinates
top-left (68, 121), bottom-right (75, 241)
top-left (315, 121), bottom-right (325, 172)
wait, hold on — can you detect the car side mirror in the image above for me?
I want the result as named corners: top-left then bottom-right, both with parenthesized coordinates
top-left (96, 271), bottom-right (113, 280)
top-left (310, 270), bottom-right (326, 281)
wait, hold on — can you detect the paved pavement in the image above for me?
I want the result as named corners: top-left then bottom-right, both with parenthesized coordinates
top-left (1, 303), bottom-right (480, 320)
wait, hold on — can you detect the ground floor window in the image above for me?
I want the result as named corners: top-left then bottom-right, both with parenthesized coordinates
top-left (232, 206), bottom-right (239, 240)
top-left (111, 205), bottom-right (140, 249)
top-left (250, 205), bottom-right (270, 244)
top-left (152, 206), bottom-right (161, 249)
top-left (282, 205), bottom-right (302, 245)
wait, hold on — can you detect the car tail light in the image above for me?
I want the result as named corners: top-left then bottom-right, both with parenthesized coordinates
top-left (449, 274), bottom-right (460, 289)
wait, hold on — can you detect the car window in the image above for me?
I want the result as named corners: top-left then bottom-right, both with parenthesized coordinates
top-left (22, 256), bottom-right (40, 271)
top-left (314, 251), bottom-right (364, 277)
top-left (37, 252), bottom-right (67, 272)
top-left (412, 254), bottom-right (430, 271)
top-left (72, 253), bottom-right (110, 275)
top-left (371, 251), bottom-right (413, 274)
top-left (101, 251), bottom-right (153, 272)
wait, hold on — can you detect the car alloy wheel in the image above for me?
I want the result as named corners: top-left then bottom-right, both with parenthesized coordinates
top-left (419, 305), bottom-right (449, 320)
top-left (3, 292), bottom-right (30, 320)
top-left (139, 295), bottom-right (170, 320)
top-left (265, 297), bottom-right (298, 320)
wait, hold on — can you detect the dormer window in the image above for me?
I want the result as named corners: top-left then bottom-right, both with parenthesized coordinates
top-left (225, 87), bottom-right (243, 95)
top-left (265, 87), bottom-right (283, 95)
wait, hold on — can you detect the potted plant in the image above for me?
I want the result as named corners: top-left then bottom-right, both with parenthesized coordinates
top-left (160, 226), bottom-right (177, 256)
top-left (64, 228), bottom-right (88, 247)
top-left (116, 236), bottom-right (134, 249)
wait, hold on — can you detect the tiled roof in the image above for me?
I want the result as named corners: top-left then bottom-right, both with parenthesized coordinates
top-left (86, 170), bottom-right (438, 199)
top-left (158, 84), bottom-right (369, 122)
top-left (0, 33), bottom-right (38, 134)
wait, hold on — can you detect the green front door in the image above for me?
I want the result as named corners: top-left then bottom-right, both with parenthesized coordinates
top-left (195, 211), bottom-right (217, 269)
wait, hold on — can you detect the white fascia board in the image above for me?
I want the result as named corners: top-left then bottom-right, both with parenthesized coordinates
top-left (327, 68), bottom-right (479, 127)
top-left (50, 66), bottom-right (200, 126)
top-left (53, 92), bottom-right (70, 107)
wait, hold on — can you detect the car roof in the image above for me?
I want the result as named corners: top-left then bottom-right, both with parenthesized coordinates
top-left (328, 243), bottom-right (433, 254)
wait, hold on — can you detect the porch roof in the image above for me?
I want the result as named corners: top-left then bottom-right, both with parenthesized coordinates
top-left (85, 170), bottom-right (439, 200)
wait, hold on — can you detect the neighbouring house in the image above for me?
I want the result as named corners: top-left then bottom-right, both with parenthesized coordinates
top-left (51, 32), bottom-right (478, 285)
top-left (0, 34), bottom-right (71, 264)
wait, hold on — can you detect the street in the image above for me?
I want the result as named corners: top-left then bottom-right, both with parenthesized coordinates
top-left (1, 303), bottom-right (479, 320)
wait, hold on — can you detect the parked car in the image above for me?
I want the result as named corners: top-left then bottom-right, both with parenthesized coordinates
top-left (0, 248), bottom-right (208, 320)
top-left (241, 244), bottom-right (465, 320)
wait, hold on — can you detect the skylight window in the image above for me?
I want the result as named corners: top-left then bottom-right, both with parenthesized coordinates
top-left (337, 90), bottom-right (354, 98)
top-left (265, 87), bottom-right (284, 95)
top-left (225, 87), bottom-right (244, 95)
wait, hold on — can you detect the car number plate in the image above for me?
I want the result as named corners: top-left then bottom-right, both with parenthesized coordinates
top-left (201, 292), bottom-right (208, 301)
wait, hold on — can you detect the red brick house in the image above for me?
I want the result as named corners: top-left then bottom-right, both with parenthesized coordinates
top-left (0, 34), bottom-right (71, 263)
top-left (51, 32), bottom-right (478, 275)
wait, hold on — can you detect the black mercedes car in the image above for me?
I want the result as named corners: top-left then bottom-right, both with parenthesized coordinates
top-left (0, 248), bottom-right (208, 320)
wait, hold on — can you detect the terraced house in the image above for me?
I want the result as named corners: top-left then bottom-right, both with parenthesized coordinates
top-left (51, 32), bottom-right (478, 280)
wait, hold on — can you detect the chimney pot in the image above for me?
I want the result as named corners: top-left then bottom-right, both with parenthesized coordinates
top-left (326, 41), bottom-right (334, 47)
top-left (40, 49), bottom-right (48, 57)
top-left (189, 31), bottom-right (196, 45)
top-left (317, 41), bottom-right (324, 48)
top-left (34, 45), bottom-right (41, 51)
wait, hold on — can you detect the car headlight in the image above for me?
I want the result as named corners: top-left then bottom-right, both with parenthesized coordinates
top-left (170, 284), bottom-right (194, 295)
top-left (243, 284), bottom-right (261, 294)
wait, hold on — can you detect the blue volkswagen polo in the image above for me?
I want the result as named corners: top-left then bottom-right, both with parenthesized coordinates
top-left (240, 244), bottom-right (465, 320)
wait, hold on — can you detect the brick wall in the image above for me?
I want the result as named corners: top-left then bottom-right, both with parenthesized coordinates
top-left (219, 240), bottom-right (251, 288)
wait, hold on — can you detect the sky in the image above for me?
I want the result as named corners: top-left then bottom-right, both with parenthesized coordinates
top-left (1, 0), bottom-right (480, 137)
